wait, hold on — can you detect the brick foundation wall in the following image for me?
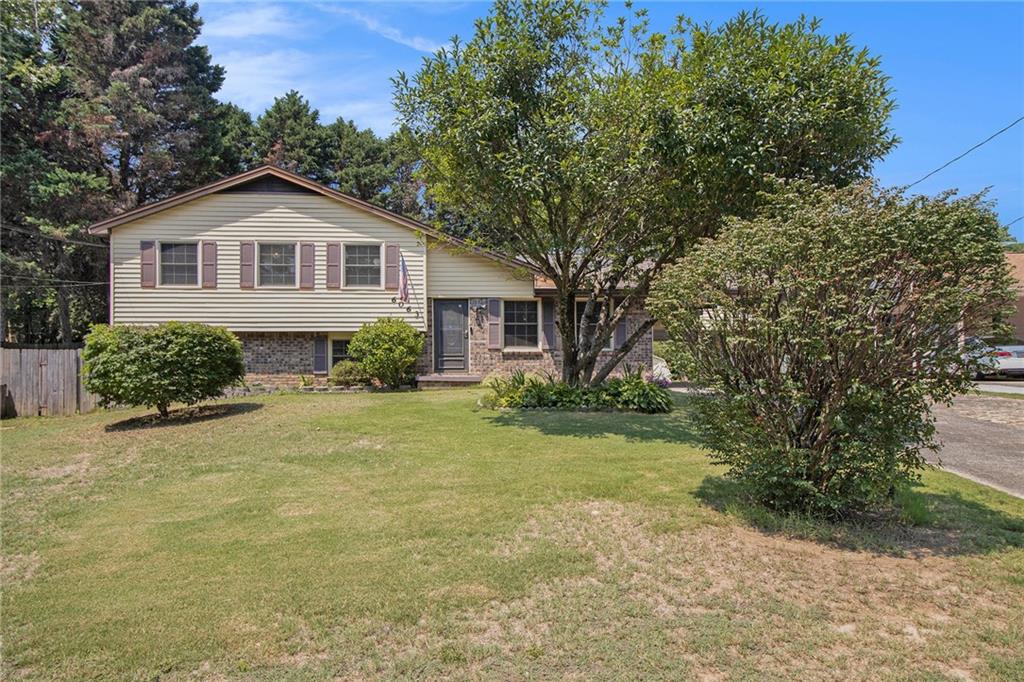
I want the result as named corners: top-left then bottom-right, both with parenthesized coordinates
top-left (420, 297), bottom-right (653, 379)
top-left (237, 299), bottom-right (653, 386)
top-left (236, 332), bottom-right (320, 386)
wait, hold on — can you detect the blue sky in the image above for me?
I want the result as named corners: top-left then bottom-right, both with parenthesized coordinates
top-left (195, 1), bottom-right (1024, 239)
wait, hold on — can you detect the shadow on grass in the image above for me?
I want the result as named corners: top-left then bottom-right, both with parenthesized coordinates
top-left (696, 475), bottom-right (1024, 558)
top-left (105, 402), bottom-right (263, 432)
top-left (481, 394), bottom-right (705, 445)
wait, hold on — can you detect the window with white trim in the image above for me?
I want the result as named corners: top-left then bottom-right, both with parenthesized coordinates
top-left (258, 243), bottom-right (296, 287)
top-left (503, 300), bottom-right (539, 348)
top-left (575, 300), bottom-right (613, 350)
top-left (159, 242), bottom-right (198, 285)
top-left (344, 244), bottom-right (381, 287)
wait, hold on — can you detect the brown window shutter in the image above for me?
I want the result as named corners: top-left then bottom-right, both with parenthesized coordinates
top-left (140, 241), bottom-right (156, 288)
top-left (384, 242), bottom-right (400, 290)
top-left (201, 241), bottom-right (217, 288)
top-left (541, 298), bottom-right (559, 350)
top-left (300, 242), bottom-right (315, 290)
top-left (487, 298), bottom-right (502, 350)
top-left (326, 242), bottom-right (341, 289)
top-left (313, 335), bottom-right (328, 374)
top-left (240, 241), bottom-right (255, 288)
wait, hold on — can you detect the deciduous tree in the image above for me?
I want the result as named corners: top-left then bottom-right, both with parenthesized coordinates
top-left (395, 1), bottom-right (896, 385)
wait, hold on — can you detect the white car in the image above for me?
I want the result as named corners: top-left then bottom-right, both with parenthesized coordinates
top-left (975, 338), bottom-right (1024, 378)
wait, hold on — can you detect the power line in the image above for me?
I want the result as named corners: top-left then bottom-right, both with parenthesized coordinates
top-left (2, 282), bottom-right (107, 288)
top-left (1, 224), bottom-right (108, 249)
top-left (2, 274), bottom-right (107, 285)
top-left (1005, 215), bottom-right (1023, 229)
top-left (906, 115), bottom-right (1024, 189)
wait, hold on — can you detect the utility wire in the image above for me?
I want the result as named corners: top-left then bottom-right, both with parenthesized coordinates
top-left (1, 224), bottom-right (109, 249)
top-left (2, 282), bottom-right (107, 288)
top-left (1004, 215), bottom-right (1023, 229)
top-left (906, 115), bottom-right (1024, 189)
top-left (2, 274), bottom-right (108, 285)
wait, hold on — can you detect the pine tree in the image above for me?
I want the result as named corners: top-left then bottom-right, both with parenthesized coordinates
top-left (55, 0), bottom-right (225, 207)
top-left (254, 91), bottom-right (329, 181)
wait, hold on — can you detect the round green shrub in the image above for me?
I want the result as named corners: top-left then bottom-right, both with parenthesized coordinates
top-left (82, 321), bottom-right (245, 418)
top-left (329, 360), bottom-right (369, 387)
top-left (348, 318), bottom-right (424, 389)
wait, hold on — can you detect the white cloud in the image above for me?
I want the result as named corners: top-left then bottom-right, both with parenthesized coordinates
top-left (204, 4), bottom-right (299, 39)
top-left (215, 48), bottom-right (314, 113)
top-left (317, 4), bottom-right (443, 53)
top-left (216, 47), bottom-right (399, 133)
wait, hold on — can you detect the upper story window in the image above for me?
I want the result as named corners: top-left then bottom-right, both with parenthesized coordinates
top-left (344, 244), bottom-right (381, 287)
top-left (159, 242), bottom-right (198, 286)
top-left (503, 300), bottom-right (539, 348)
top-left (575, 300), bottom-right (613, 350)
top-left (258, 243), bottom-right (296, 287)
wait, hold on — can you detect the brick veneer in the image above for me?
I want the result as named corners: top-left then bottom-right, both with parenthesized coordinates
top-left (236, 332), bottom-right (319, 385)
top-left (237, 299), bottom-right (652, 386)
top-left (419, 297), bottom-right (653, 379)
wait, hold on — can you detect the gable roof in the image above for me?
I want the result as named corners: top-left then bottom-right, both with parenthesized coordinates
top-left (86, 165), bottom-right (532, 272)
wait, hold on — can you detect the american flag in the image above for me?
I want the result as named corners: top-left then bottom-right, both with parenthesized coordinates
top-left (398, 254), bottom-right (410, 304)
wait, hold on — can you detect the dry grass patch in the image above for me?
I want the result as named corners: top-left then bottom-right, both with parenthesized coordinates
top-left (2, 391), bottom-right (1022, 681)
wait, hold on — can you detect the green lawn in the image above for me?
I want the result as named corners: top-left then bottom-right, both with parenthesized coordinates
top-left (3, 391), bottom-right (1023, 680)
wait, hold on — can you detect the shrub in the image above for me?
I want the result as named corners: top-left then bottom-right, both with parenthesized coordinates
top-left (482, 368), bottom-right (673, 413)
top-left (82, 321), bottom-right (245, 418)
top-left (648, 181), bottom-right (1015, 516)
top-left (348, 318), bottom-right (424, 389)
top-left (329, 360), bottom-right (369, 387)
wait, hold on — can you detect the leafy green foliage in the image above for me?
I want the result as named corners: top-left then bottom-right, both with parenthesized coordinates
top-left (649, 182), bottom-right (1015, 516)
top-left (82, 322), bottom-right (245, 418)
top-left (482, 368), bottom-right (673, 413)
top-left (329, 360), bottom-right (370, 388)
top-left (348, 318), bottom-right (424, 389)
top-left (395, 2), bottom-right (896, 385)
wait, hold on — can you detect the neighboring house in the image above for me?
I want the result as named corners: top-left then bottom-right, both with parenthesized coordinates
top-left (1008, 252), bottom-right (1024, 340)
top-left (87, 166), bottom-right (652, 385)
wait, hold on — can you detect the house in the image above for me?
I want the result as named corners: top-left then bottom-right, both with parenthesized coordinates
top-left (1008, 252), bottom-right (1024, 341)
top-left (87, 166), bottom-right (652, 385)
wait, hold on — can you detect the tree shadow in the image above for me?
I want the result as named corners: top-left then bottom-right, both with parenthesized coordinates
top-left (104, 402), bottom-right (263, 432)
top-left (695, 475), bottom-right (1024, 558)
top-left (481, 394), bottom-right (706, 445)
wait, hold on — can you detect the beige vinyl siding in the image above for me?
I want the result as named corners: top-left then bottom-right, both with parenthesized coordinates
top-left (111, 192), bottom-right (427, 331)
top-left (426, 240), bottom-right (534, 298)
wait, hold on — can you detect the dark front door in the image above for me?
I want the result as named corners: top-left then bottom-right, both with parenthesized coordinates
top-left (434, 299), bottom-right (469, 372)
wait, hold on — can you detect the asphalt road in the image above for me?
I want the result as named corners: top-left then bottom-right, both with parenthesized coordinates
top-left (931, 395), bottom-right (1024, 498)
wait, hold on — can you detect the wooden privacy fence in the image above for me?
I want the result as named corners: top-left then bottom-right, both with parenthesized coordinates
top-left (1, 346), bottom-right (99, 418)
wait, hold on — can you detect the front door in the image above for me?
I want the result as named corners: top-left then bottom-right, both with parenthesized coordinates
top-left (434, 299), bottom-right (469, 372)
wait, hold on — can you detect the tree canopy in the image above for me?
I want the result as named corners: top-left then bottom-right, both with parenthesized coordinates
top-left (395, 1), bottom-right (897, 385)
top-left (0, 1), bottom-right (424, 343)
top-left (648, 181), bottom-right (1014, 514)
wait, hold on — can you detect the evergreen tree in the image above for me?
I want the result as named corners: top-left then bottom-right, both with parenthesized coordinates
top-left (209, 102), bottom-right (258, 176)
top-left (55, 0), bottom-right (225, 207)
top-left (254, 91), bottom-right (328, 181)
top-left (325, 118), bottom-right (390, 202)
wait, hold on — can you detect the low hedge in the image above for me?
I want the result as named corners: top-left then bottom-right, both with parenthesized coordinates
top-left (481, 368), bottom-right (673, 414)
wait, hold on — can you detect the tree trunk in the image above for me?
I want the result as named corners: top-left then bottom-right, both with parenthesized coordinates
top-left (157, 403), bottom-right (169, 418)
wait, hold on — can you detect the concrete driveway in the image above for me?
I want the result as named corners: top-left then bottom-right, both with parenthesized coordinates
top-left (931, 394), bottom-right (1024, 498)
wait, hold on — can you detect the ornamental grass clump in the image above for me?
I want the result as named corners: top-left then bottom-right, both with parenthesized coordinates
top-left (649, 181), bottom-right (1015, 517)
